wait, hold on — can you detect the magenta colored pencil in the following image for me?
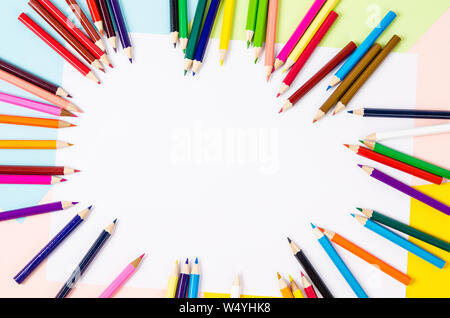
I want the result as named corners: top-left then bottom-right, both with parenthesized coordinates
top-left (0, 92), bottom-right (66, 117)
top-left (0, 174), bottom-right (66, 185)
top-left (359, 165), bottom-right (450, 216)
top-left (0, 201), bottom-right (77, 221)
top-left (274, 0), bottom-right (326, 70)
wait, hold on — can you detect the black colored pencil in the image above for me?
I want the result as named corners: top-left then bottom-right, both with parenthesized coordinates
top-left (170, 0), bottom-right (179, 48)
top-left (349, 108), bottom-right (450, 120)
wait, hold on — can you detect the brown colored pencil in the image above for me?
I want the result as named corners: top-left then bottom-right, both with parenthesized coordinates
top-left (29, 0), bottom-right (104, 72)
top-left (65, 0), bottom-right (106, 52)
top-left (98, 0), bottom-right (117, 52)
top-left (0, 140), bottom-right (72, 149)
top-left (0, 59), bottom-right (70, 98)
top-left (313, 44), bottom-right (382, 123)
top-left (0, 114), bottom-right (75, 129)
top-left (0, 165), bottom-right (79, 175)
top-left (334, 35), bottom-right (401, 115)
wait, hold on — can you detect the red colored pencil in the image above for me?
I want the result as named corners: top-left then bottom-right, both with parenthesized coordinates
top-left (278, 41), bottom-right (357, 113)
top-left (344, 144), bottom-right (444, 185)
top-left (36, 0), bottom-right (112, 68)
top-left (18, 13), bottom-right (100, 84)
top-left (301, 273), bottom-right (318, 298)
top-left (86, 0), bottom-right (104, 36)
top-left (0, 165), bottom-right (79, 176)
top-left (277, 11), bottom-right (338, 97)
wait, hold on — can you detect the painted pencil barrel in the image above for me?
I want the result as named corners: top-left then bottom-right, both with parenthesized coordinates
top-left (0, 174), bottom-right (55, 185)
top-left (184, 0), bottom-right (208, 60)
top-left (0, 202), bottom-right (66, 221)
top-left (175, 273), bottom-right (190, 298)
top-left (193, 0), bottom-right (221, 63)
top-left (99, 264), bottom-right (135, 298)
top-left (253, 0), bottom-right (269, 48)
top-left (187, 274), bottom-right (200, 298)
top-left (178, 0), bottom-right (188, 40)
top-left (361, 108), bottom-right (450, 120)
top-left (109, 0), bottom-right (132, 49)
top-left (219, 0), bottom-right (235, 51)
top-left (0, 92), bottom-right (62, 116)
top-left (245, 0), bottom-right (259, 33)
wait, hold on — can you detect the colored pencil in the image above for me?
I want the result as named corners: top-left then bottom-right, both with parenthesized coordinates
top-left (14, 206), bottom-right (91, 284)
top-left (99, 254), bottom-right (145, 298)
top-left (288, 275), bottom-right (304, 298)
top-left (67, 0), bottom-right (106, 51)
top-left (175, 258), bottom-right (190, 298)
top-left (253, 0), bottom-right (269, 63)
top-left (328, 10), bottom-right (396, 88)
top-left (319, 226), bottom-right (412, 286)
top-left (37, 0), bottom-right (112, 68)
top-left (0, 175), bottom-right (66, 185)
top-left (0, 140), bottom-right (72, 149)
top-left (362, 141), bottom-right (450, 180)
top-left (56, 219), bottom-right (117, 298)
top-left (365, 123), bottom-right (450, 142)
top-left (279, 41), bottom-right (356, 112)
top-left (245, 0), bottom-right (259, 47)
top-left (313, 44), bottom-right (381, 123)
top-left (352, 214), bottom-right (446, 269)
top-left (18, 13), bottom-right (100, 84)
top-left (0, 59), bottom-right (70, 98)
top-left (312, 224), bottom-right (368, 298)
top-left (170, 0), bottom-right (179, 48)
top-left (110, 0), bottom-right (133, 62)
top-left (192, 0), bottom-right (221, 75)
top-left (344, 144), bottom-right (444, 185)
top-left (178, 0), bottom-right (189, 52)
top-left (350, 108), bottom-right (450, 120)
top-left (0, 201), bottom-right (77, 222)
top-left (0, 114), bottom-right (75, 129)
top-left (87, 0), bottom-right (104, 35)
top-left (359, 208), bottom-right (450, 253)
top-left (0, 165), bottom-right (78, 176)
top-left (219, 0), bottom-right (236, 66)
top-left (301, 273), bottom-right (318, 298)
top-left (274, 0), bottom-right (326, 71)
top-left (29, 0), bottom-right (105, 73)
top-left (183, 0), bottom-right (208, 74)
top-left (264, 0), bottom-right (278, 80)
top-left (278, 11), bottom-right (338, 96)
top-left (358, 165), bottom-right (450, 216)
top-left (0, 69), bottom-right (80, 113)
top-left (0, 92), bottom-right (76, 117)
top-left (277, 272), bottom-right (294, 298)
top-left (187, 258), bottom-right (200, 298)
top-left (335, 35), bottom-right (401, 114)
top-left (287, 237), bottom-right (333, 298)
top-left (166, 260), bottom-right (179, 298)
top-left (230, 274), bottom-right (241, 298)
top-left (283, 0), bottom-right (340, 72)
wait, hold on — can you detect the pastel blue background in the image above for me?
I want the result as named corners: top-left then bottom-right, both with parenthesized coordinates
top-left (0, 0), bottom-right (184, 214)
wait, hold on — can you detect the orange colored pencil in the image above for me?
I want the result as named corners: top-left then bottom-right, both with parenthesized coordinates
top-left (319, 227), bottom-right (411, 286)
top-left (0, 114), bottom-right (75, 129)
top-left (264, 0), bottom-right (278, 81)
top-left (277, 272), bottom-right (294, 298)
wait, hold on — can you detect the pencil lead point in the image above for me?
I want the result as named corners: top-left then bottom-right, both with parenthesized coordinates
top-left (350, 213), bottom-right (356, 218)
top-left (356, 208), bottom-right (363, 212)
top-left (195, 257), bottom-right (198, 264)
top-left (220, 60), bottom-right (224, 66)
top-left (74, 169), bottom-right (81, 173)
top-left (312, 119), bottom-right (317, 124)
top-left (184, 70), bottom-right (188, 76)
top-left (185, 258), bottom-right (189, 264)
top-left (254, 58), bottom-right (258, 64)
top-left (100, 68), bottom-right (106, 73)
top-left (276, 93), bottom-right (280, 98)
top-left (359, 140), bottom-right (365, 145)
top-left (88, 205), bottom-right (93, 210)
top-left (68, 143), bottom-right (74, 147)
top-left (61, 178), bottom-right (67, 183)
top-left (70, 124), bottom-right (77, 127)
top-left (97, 81), bottom-right (101, 85)
top-left (348, 110), bottom-right (353, 114)
top-left (139, 253), bottom-right (145, 259)
top-left (72, 202), bottom-right (79, 205)
top-left (326, 85), bottom-right (332, 91)
top-left (173, 44), bottom-right (176, 49)
top-left (301, 272), bottom-right (305, 278)
top-left (288, 275), bottom-right (293, 282)
top-left (129, 59), bottom-right (133, 64)
top-left (357, 164), bottom-right (363, 168)
top-left (247, 41), bottom-right (250, 49)
top-left (343, 144), bottom-right (349, 148)
top-left (192, 72), bottom-right (196, 76)
top-left (277, 272), bottom-right (281, 279)
top-left (109, 64), bottom-right (114, 68)
top-left (310, 223), bottom-right (316, 229)
top-left (278, 108), bottom-right (283, 114)
top-left (287, 237), bottom-right (292, 243)
top-left (67, 94), bottom-right (73, 98)
top-left (113, 48), bottom-right (117, 53)
top-left (113, 218), bottom-right (117, 224)
top-left (183, 49), bottom-right (186, 54)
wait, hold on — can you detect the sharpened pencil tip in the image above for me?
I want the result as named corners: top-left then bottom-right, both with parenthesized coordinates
top-left (139, 253), bottom-right (145, 259)
top-left (109, 64), bottom-right (114, 68)
top-left (74, 169), bottom-right (81, 173)
top-left (348, 110), bottom-right (354, 114)
top-left (220, 60), bottom-right (224, 66)
top-left (288, 275), bottom-right (293, 282)
top-left (61, 178), bottom-right (67, 182)
top-left (276, 93), bottom-right (280, 98)
top-left (351, 213), bottom-right (356, 218)
top-left (184, 70), bottom-right (188, 76)
top-left (312, 119), bottom-right (317, 124)
top-left (356, 208), bottom-right (363, 212)
top-left (301, 272), bottom-right (305, 278)
top-left (67, 94), bottom-right (73, 98)
top-left (254, 58), bottom-right (258, 64)
top-left (192, 72), bottom-right (196, 76)
top-left (195, 257), bottom-right (198, 264)
top-left (113, 48), bottom-right (117, 53)
top-left (129, 59), bottom-right (133, 64)
top-left (277, 272), bottom-right (281, 279)
top-left (185, 258), bottom-right (189, 264)
top-left (72, 202), bottom-right (79, 205)
top-left (310, 223), bottom-right (316, 229)
top-left (97, 81), bottom-right (101, 85)
top-left (357, 164), bottom-right (363, 168)
top-left (287, 237), bottom-right (292, 243)
top-left (278, 108), bottom-right (283, 114)
top-left (70, 124), bottom-right (77, 127)
top-left (343, 144), bottom-right (349, 148)
top-left (88, 205), bottom-right (93, 210)
top-left (100, 68), bottom-right (105, 73)
top-left (174, 44), bottom-right (176, 49)
top-left (113, 218), bottom-right (117, 224)
top-left (359, 140), bottom-right (365, 145)
top-left (326, 86), bottom-right (332, 91)
top-left (247, 41), bottom-right (250, 49)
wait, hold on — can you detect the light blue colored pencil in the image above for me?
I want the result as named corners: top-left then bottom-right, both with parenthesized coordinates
top-left (328, 10), bottom-right (397, 89)
top-left (312, 224), bottom-right (368, 298)
top-left (352, 214), bottom-right (446, 269)
top-left (187, 257), bottom-right (200, 298)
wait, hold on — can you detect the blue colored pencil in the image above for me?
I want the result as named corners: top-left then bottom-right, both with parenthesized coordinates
top-left (352, 214), bottom-right (446, 269)
top-left (188, 257), bottom-right (200, 298)
top-left (175, 258), bottom-right (190, 298)
top-left (312, 224), bottom-right (368, 298)
top-left (328, 10), bottom-right (397, 89)
top-left (192, 0), bottom-right (222, 75)
top-left (109, 0), bottom-right (133, 63)
top-left (14, 206), bottom-right (92, 284)
top-left (55, 219), bottom-right (117, 298)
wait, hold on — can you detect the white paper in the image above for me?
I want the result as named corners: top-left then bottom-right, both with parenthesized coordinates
top-left (48, 34), bottom-right (418, 298)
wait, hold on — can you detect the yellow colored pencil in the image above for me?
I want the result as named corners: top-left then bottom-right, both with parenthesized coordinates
top-left (289, 275), bottom-right (304, 298)
top-left (219, 0), bottom-right (236, 66)
top-left (283, 0), bottom-right (340, 72)
top-left (165, 260), bottom-right (179, 298)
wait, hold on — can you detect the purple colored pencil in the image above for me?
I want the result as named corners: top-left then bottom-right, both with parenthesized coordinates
top-left (0, 201), bottom-right (78, 222)
top-left (359, 165), bottom-right (450, 216)
top-left (175, 258), bottom-right (190, 298)
top-left (109, 0), bottom-right (133, 62)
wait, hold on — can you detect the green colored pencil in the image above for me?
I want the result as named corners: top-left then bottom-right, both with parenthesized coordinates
top-left (358, 208), bottom-right (450, 252)
top-left (179, 0), bottom-right (189, 52)
top-left (183, 0), bottom-right (208, 75)
top-left (245, 0), bottom-right (259, 48)
top-left (253, 0), bottom-right (269, 63)
top-left (362, 140), bottom-right (450, 179)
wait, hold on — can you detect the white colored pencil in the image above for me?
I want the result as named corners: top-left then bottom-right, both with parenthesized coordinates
top-left (365, 123), bottom-right (450, 141)
top-left (230, 274), bottom-right (241, 298)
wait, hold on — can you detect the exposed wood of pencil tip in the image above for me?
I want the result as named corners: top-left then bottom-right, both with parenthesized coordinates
top-left (359, 208), bottom-right (374, 218)
top-left (232, 274), bottom-right (240, 286)
top-left (365, 133), bottom-right (377, 141)
top-left (78, 206), bottom-right (93, 220)
top-left (360, 165), bottom-right (375, 175)
top-left (131, 254), bottom-right (145, 268)
top-left (354, 214), bottom-right (369, 226)
top-left (104, 219), bottom-right (117, 234)
top-left (288, 238), bottom-right (301, 254)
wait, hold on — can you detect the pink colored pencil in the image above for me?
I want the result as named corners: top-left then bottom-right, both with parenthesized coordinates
top-left (0, 92), bottom-right (75, 117)
top-left (274, 0), bottom-right (326, 71)
top-left (0, 175), bottom-right (66, 185)
top-left (264, 0), bottom-right (278, 81)
top-left (99, 254), bottom-right (145, 298)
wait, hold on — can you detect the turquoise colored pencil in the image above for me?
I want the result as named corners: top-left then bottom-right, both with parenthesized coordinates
top-left (187, 257), bottom-right (200, 298)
